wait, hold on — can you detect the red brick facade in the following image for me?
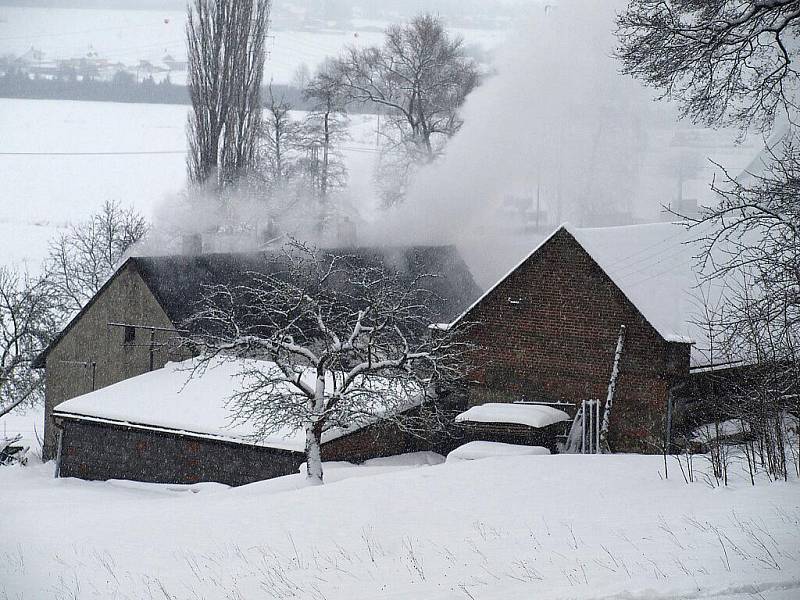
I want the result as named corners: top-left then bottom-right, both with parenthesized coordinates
top-left (459, 228), bottom-right (690, 452)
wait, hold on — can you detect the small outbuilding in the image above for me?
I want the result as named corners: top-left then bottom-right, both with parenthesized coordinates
top-left (454, 402), bottom-right (572, 453)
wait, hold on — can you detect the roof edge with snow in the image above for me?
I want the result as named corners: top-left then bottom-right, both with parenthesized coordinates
top-left (448, 223), bottom-right (694, 346)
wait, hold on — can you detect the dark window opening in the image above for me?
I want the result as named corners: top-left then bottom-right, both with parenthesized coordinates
top-left (124, 325), bottom-right (136, 344)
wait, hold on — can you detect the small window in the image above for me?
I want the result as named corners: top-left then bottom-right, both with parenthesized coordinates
top-left (123, 325), bottom-right (136, 344)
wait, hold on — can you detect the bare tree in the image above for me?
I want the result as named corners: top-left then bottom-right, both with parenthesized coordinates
top-left (617, 0), bottom-right (800, 479)
top-left (186, 241), bottom-right (472, 483)
top-left (45, 200), bottom-right (147, 316)
top-left (302, 59), bottom-right (350, 220)
top-left (256, 85), bottom-right (304, 193)
top-left (186, 0), bottom-right (271, 189)
top-left (616, 0), bottom-right (800, 133)
top-left (0, 268), bottom-right (56, 419)
top-left (333, 13), bottom-right (480, 205)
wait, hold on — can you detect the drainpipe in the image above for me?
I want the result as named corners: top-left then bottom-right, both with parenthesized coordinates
top-left (54, 423), bottom-right (64, 479)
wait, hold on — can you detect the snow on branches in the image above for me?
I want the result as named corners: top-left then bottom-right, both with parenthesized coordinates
top-left (185, 240), bottom-right (473, 483)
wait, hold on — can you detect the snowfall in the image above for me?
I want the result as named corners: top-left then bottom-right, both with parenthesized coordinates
top-left (2, 409), bottom-right (799, 600)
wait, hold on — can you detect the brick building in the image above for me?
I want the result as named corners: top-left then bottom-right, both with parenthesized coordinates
top-left (449, 223), bottom-right (699, 452)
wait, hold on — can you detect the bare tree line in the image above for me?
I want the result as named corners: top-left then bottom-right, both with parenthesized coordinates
top-left (617, 0), bottom-right (800, 481)
top-left (186, 7), bottom-right (479, 215)
top-left (0, 201), bottom-right (148, 422)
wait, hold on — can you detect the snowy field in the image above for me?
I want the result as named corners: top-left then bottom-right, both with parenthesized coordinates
top-left (0, 99), bottom-right (187, 225)
top-left (0, 98), bottom-right (381, 270)
top-left (1, 417), bottom-right (799, 600)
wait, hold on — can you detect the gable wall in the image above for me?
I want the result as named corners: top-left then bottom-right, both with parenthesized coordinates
top-left (43, 263), bottom-right (184, 459)
top-left (463, 229), bottom-right (690, 452)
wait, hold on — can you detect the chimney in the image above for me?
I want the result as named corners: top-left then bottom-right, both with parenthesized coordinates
top-left (181, 233), bottom-right (203, 255)
top-left (337, 216), bottom-right (357, 247)
top-left (259, 217), bottom-right (280, 246)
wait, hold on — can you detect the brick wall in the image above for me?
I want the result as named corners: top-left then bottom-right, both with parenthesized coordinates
top-left (461, 228), bottom-right (690, 452)
top-left (322, 412), bottom-right (455, 463)
top-left (57, 417), bottom-right (305, 486)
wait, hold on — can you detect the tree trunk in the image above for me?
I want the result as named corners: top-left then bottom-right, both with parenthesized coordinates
top-left (305, 422), bottom-right (324, 484)
top-left (305, 373), bottom-right (326, 484)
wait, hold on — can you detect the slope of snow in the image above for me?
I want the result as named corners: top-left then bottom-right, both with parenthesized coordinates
top-left (1, 452), bottom-right (798, 599)
top-left (446, 440), bottom-right (551, 462)
top-left (0, 99), bottom-right (188, 226)
top-left (455, 402), bottom-right (571, 428)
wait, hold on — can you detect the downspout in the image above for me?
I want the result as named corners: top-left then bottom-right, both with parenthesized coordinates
top-left (53, 420), bottom-right (64, 479)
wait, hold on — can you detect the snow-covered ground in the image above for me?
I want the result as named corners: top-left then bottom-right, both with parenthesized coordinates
top-left (1, 436), bottom-right (798, 599)
top-left (0, 99), bottom-right (187, 225)
top-left (0, 98), bottom-right (381, 270)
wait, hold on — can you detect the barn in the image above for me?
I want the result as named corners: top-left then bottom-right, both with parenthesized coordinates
top-left (450, 222), bottom-right (707, 453)
top-left (34, 245), bottom-right (481, 462)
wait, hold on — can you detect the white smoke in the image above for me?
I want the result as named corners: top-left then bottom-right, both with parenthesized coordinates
top-left (364, 0), bottom-right (699, 285)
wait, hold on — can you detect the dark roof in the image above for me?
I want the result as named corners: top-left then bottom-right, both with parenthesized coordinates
top-left (133, 245), bottom-right (479, 328)
top-left (34, 246), bottom-right (480, 368)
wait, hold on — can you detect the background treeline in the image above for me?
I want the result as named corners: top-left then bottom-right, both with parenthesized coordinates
top-left (0, 69), bottom-right (327, 109)
top-left (0, 69), bottom-right (385, 112)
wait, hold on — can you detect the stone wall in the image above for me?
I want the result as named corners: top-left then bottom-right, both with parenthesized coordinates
top-left (43, 262), bottom-right (186, 459)
top-left (461, 228), bottom-right (691, 452)
top-left (57, 417), bottom-right (305, 486)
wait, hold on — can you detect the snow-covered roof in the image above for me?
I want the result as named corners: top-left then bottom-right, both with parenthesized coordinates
top-left (569, 222), bottom-right (696, 345)
top-left (451, 221), bottom-right (722, 368)
top-left (52, 358), bottom-right (386, 452)
top-left (455, 403), bottom-right (571, 428)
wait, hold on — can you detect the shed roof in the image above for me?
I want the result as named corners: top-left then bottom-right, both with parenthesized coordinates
top-left (52, 357), bottom-right (415, 451)
top-left (455, 403), bottom-right (571, 429)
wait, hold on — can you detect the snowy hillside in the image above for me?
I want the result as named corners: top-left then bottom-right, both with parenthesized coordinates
top-left (0, 98), bottom-right (381, 270)
top-left (1, 444), bottom-right (798, 599)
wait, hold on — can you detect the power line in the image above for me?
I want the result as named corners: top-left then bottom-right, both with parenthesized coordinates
top-left (0, 150), bottom-right (186, 156)
top-left (0, 147), bottom-right (377, 157)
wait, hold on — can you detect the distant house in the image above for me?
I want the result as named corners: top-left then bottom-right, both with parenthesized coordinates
top-left (162, 54), bottom-right (188, 72)
top-left (450, 222), bottom-right (704, 452)
top-left (35, 247), bottom-right (481, 462)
